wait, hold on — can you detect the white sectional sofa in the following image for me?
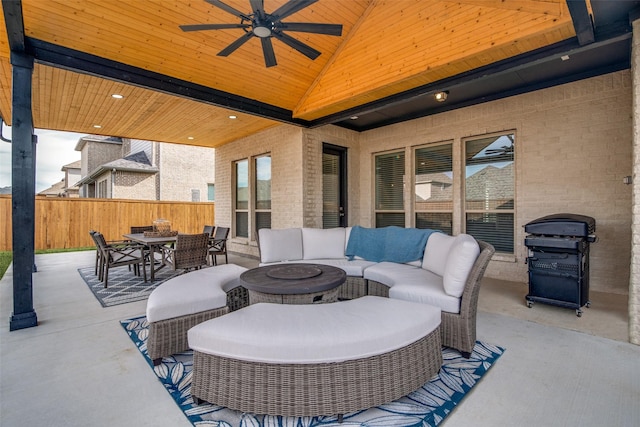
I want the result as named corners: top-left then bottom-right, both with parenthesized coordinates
top-left (257, 226), bottom-right (495, 357)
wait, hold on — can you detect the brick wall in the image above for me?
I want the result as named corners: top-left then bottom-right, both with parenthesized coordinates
top-left (215, 125), bottom-right (304, 256)
top-left (360, 71), bottom-right (632, 294)
top-left (217, 71), bottom-right (633, 297)
top-left (630, 20), bottom-right (640, 344)
top-left (112, 171), bottom-right (156, 200)
top-left (158, 142), bottom-right (215, 202)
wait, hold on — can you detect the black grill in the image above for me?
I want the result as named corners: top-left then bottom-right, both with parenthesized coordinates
top-left (524, 213), bottom-right (596, 317)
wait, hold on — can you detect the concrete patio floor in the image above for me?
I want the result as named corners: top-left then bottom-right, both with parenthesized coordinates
top-left (1, 251), bottom-right (638, 427)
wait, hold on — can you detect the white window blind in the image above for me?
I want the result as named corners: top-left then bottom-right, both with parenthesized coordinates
top-left (235, 159), bottom-right (248, 238)
top-left (415, 143), bottom-right (453, 234)
top-left (255, 155), bottom-right (271, 231)
top-left (374, 151), bottom-right (405, 227)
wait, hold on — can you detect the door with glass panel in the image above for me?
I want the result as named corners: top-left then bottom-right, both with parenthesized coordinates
top-left (322, 144), bottom-right (347, 228)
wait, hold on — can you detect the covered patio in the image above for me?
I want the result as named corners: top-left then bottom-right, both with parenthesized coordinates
top-left (2, 0), bottom-right (640, 343)
top-left (1, 251), bottom-right (637, 426)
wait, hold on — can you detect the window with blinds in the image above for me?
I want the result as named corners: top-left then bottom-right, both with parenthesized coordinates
top-left (255, 155), bottom-right (271, 231)
top-left (464, 133), bottom-right (515, 253)
top-left (235, 159), bottom-right (249, 238)
top-left (415, 143), bottom-right (453, 234)
top-left (375, 151), bottom-right (405, 227)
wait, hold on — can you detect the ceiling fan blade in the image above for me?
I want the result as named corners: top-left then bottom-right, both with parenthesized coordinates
top-left (205, 0), bottom-right (250, 19)
top-left (278, 22), bottom-right (342, 36)
top-left (180, 23), bottom-right (250, 32)
top-left (261, 37), bottom-right (277, 67)
top-left (249, 0), bottom-right (265, 19)
top-left (273, 31), bottom-right (320, 60)
top-left (218, 32), bottom-right (254, 57)
top-left (271, 0), bottom-right (317, 20)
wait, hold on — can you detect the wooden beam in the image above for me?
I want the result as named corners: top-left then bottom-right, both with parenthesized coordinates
top-left (1, 0), bottom-right (25, 52)
top-left (567, 0), bottom-right (595, 45)
top-left (9, 51), bottom-right (38, 331)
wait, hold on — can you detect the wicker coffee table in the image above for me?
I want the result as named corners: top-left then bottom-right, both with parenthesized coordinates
top-left (240, 263), bottom-right (346, 304)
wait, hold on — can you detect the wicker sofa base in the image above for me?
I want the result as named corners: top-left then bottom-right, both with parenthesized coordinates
top-left (148, 307), bottom-right (229, 364)
top-left (148, 287), bottom-right (250, 364)
top-left (191, 326), bottom-right (442, 418)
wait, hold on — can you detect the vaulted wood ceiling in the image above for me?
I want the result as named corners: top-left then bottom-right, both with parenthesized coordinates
top-left (0, 1), bottom-right (634, 148)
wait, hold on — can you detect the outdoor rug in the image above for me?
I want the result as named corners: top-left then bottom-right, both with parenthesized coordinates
top-left (121, 316), bottom-right (504, 427)
top-left (78, 266), bottom-right (183, 307)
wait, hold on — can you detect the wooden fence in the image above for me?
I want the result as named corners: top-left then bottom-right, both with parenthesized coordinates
top-left (0, 195), bottom-right (215, 251)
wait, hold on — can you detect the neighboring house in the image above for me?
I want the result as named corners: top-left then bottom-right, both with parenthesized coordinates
top-left (75, 135), bottom-right (215, 201)
top-left (60, 160), bottom-right (81, 197)
top-left (37, 179), bottom-right (66, 197)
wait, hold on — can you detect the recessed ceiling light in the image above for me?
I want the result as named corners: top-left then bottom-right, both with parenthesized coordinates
top-left (187, 136), bottom-right (194, 140)
top-left (111, 94), bottom-right (124, 99)
top-left (350, 116), bottom-right (359, 120)
top-left (93, 125), bottom-right (102, 128)
top-left (435, 91), bottom-right (448, 102)
top-left (229, 115), bottom-right (237, 119)
top-left (561, 55), bottom-right (570, 61)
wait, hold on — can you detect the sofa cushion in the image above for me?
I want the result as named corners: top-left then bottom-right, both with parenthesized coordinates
top-left (390, 279), bottom-right (461, 314)
top-left (258, 228), bottom-right (303, 263)
top-left (188, 296), bottom-right (441, 364)
top-left (443, 234), bottom-right (480, 298)
top-left (146, 264), bottom-right (248, 323)
top-left (422, 232), bottom-right (456, 275)
top-left (302, 227), bottom-right (346, 260)
top-left (286, 258), bottom-right (376, 277)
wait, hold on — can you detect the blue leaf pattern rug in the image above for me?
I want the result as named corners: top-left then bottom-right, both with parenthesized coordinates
top-left (121, 316), bottom-right (504, 427)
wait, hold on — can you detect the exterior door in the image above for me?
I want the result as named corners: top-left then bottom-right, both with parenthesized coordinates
top-left (322, 144), bottom-right (347, 228)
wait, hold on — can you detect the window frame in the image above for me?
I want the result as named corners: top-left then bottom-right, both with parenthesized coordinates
top-left (413, 141), bottom-right (454, 234)
top-left (232, 153), bottom-right (272, 241)
top-left (373, 149), bottom-right (406, 228)
top-left (233, 159), bottom-right (249, 239)
top-left (254, 154), bottom-right (271, 233)
top-left (462, 131), bottom-right (516, 254)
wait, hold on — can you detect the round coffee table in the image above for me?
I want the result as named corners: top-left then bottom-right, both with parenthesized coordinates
top-left (240, 263), bottom-right (346, 304)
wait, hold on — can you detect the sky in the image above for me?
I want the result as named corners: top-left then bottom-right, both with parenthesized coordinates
top-left (0, 124), bottom-right (86, 192)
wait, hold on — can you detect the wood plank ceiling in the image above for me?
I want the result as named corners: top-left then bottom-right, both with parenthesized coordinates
top-left (0, 0), bottom-right (578, 148)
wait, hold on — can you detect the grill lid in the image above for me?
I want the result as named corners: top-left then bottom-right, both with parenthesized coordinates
top-left (524, 213), bottom-right (595, 237)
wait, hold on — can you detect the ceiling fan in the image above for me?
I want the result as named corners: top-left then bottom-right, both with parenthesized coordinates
top-left (180, 0), bottom-right (343, 68)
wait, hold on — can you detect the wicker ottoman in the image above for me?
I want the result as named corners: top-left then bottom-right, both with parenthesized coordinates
top-left (145, 264), bottom-right (248, 365)
top-left (188, 296), bottom-right (443, 418)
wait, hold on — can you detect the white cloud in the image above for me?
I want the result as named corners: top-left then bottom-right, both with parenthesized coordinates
top-left (0, 124), bottom-right (86, 192)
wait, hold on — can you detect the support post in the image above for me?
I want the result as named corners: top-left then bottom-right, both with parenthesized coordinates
top-left (9, 51), bottom-right (37, 331)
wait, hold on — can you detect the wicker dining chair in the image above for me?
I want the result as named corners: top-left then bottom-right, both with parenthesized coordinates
top-left (208, 226), bottom-right (229, 266)
top-left (203, 225), bottom-right (215, 237)
top-left (92, 231), bottom-right (147, 288)
top-left (162, 233), bottom-right (210, 273)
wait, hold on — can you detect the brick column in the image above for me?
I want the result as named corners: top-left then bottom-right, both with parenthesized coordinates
top-left (630, 18), bottom-right (640, 345)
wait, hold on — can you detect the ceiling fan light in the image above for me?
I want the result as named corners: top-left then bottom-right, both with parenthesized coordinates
top-left (253, 26), bottom-right (271, 38)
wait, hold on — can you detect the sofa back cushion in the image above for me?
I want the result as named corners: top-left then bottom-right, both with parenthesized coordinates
top-left (443, 234), bottom-right (480, 297)
top-left (422, 232), bottom-right (456, 275)
top-left (302, 227), bottom-right (346, 260)
top-left (258, 228), bottom-right (303, 263)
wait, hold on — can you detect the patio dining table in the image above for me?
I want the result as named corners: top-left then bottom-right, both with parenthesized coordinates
top-left (122, 233), bottom-right (177, 281)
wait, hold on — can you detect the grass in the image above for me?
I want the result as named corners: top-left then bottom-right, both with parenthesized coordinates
top-left (0, 247), bottom-right (94, 281)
